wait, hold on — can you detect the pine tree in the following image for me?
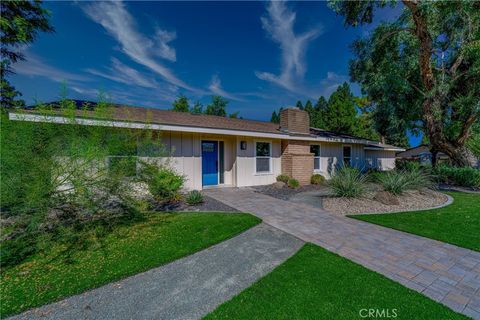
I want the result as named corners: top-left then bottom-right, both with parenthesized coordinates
top-left (311, 96), bottom-right (328, 129)
top-left (295, 100), bottom-right (304, 110)
top-left (325, 82), bottom-right (357, 134)
top-left (270, 110), bottom-right (279, 123)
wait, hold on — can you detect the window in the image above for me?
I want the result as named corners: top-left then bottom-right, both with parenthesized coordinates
top-left (343, 146), bottom-right (352, 166)
top-left (256, 142), bottom-right (271, 173)
top-left (310, 145), bottom-right (320, 171)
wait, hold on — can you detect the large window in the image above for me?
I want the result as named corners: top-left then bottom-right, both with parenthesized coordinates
top-left (310, 145), bottom-right (320, 171)
top-left (343, 146), bottom-right (352, 167)
top-left (256, 142), bottom-right (271, 173)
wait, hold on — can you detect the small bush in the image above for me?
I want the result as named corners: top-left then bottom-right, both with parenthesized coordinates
top-left (377, 169), bottom-right (433, 195)
top-left (395, 159), bottom-right (422, 172)
top-left (140, 164), bottom-right (185, 202)
top-left (287, 178), bottom-right (300, 189)
top-left (328, 167), bottom-right (367, 198)
top-left (433, 165), bottom-right (480, 188)
top-left (311, 174), bottom-right (325, 185)
top-left (276, 174), bottom-right (290, 183)
top-left (186, 190), bottom-right (204, 205)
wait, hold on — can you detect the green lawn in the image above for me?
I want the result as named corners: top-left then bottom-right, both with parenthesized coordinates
top-left (0, 212), bottom-right (260, 317)
top-left (205, 244), bottom-right (467, 320)
top-left (350, 192), bottom-right (479, 251)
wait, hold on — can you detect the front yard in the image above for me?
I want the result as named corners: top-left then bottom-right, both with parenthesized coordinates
top-left (205, 244), bottom-right (467, 320)
top-left (351, 192), bottom-right (480, 251)
top-left (0, 212), bottom-right (260, 317)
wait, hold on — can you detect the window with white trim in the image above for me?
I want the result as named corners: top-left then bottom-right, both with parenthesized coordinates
top-left (310, 145), bottom-right (320, 171)
top-left (343, 146), bottom-right (352, 166)
top-left (255, 142), bottom-right (271, 173)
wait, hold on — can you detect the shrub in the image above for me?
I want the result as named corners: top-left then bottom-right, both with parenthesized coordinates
top-left (433, 165), bottom-right (480, 188)
top-left (140, 164), bottom-right (185, 202)
top-left (395, 159), bottom-right (422, 172)
top-left (186, 190), bottom-right (204, 205)
top-left (287, 178), bottom-right (300, 189)
top-left (311, 174), bottom-right (325, 185)
top-left (276, 174), bottom-right (290, 183)
top-left (328, 167), bottom-right (367, 198)
top-left (376, 169), bottom-right (433, 195)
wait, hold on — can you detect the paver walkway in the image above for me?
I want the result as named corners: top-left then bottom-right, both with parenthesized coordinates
top-left (9, 224), bottom-right (303, 320)
top-left (205, 188), bottom-right (480, 319)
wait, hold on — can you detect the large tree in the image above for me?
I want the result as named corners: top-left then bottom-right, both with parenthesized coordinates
top-left (0, 0), bottom-right (53, 109)
top-left (171, 94), bottom-right (190, 112)
top-left (205, 96), bottom-right (228, 117)
top-left (324, 82), bottom-right (357, 134)
top-left (330, 0), bottom-right (480, 166)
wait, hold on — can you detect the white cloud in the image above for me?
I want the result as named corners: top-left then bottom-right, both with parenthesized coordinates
top-left (82, 1), bottom-right (199, 92)
top-left (15, 54), bottom-right (89, 83)
top-left (86, 57), bottom-right (159, 89)
top-left (256, 1), bottom-right (321, 94)
top-left (208, 75), bottom-right (244, 101)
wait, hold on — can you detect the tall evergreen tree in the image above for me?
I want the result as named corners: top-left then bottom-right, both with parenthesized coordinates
top-left (324, 82), bottom-right (357, 134)
top-left (171, 95), bottom-right (190, 112)
top-left (1, 0), bottom-right (54, 109)
top-left (270, 110), bottom-right (279, 123)
top-left (295, 100), bottom-right (304, 110)
top-left (311, 96), bottom-right (328, 129)
top-left (304, 100), bottom-right (314, 116)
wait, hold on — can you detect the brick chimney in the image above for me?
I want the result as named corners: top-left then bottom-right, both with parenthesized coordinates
top-left (279, 108), bottom-right (314, 185)
top-left (279, 108), bottom-right (310, 134)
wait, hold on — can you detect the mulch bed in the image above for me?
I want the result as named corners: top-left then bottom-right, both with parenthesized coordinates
top-left (149, 195), bottom-right (239, 213)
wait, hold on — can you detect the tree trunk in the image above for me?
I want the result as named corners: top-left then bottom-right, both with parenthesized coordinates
top-left (431, 141), bottom-right (473, 167)
top-left (430, 148), bottom-right (438, 167)
top-left (403, 0), bottom-right (475, 167)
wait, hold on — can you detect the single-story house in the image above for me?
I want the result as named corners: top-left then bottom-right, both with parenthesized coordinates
top-left (9, 103), bottom-right (405, 190)
top-left (396, 145), bottom-right (449, 165)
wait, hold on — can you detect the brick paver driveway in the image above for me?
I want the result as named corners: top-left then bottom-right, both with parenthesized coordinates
top-left (205, 188), bottom-right (480, 319)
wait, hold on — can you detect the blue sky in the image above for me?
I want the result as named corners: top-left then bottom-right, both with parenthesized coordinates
top-left (10, 1), bottom-right (420, 146)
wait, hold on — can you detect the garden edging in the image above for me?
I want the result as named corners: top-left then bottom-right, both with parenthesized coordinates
top-left (346, 193), bottom-right (454, 216)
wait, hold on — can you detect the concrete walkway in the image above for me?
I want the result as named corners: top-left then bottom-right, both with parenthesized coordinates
top-left (205, 188), bottom-right (480, 319)
top-left (10, 224), bottom-right (303, 320)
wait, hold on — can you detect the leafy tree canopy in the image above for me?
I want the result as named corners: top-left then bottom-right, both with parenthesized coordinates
top-left (1, 0), bottom-right (54, 109)
top-left (190, 101), bottom-right (203, 114)
top-left (171, 95), bottom-right (190, 112)
top-left (330, 0), bottom-right (480, 166)
top-left (205, 95), bottom-right (228, 117)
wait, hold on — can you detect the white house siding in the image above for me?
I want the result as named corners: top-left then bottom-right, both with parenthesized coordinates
top-left (314, 142), bottom-right (366, 178)
top-left (159, 131), bottom-right (237, 190)
top-left (365, 150), bottom-right (396, 170)
top-left (235, 136), bottom-right (282, 187)
top-left (153, 131), bottom-right (395, 189)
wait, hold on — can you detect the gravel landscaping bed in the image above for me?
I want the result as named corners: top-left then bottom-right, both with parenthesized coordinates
top-left (323, 189), bottom-right (449, 215)
top-left (252, 184), bottom-right (330, 201)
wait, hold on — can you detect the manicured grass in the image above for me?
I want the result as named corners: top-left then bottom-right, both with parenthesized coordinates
top-left (1, 212), bottom-right (260, 317)
top-left (350, 192), bottom-right (479, 251)
top-left (205, 244), bottom-right (467, 320)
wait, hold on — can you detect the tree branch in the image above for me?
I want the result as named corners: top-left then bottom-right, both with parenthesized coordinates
top-left (457, 113), bottom-right (477, 145)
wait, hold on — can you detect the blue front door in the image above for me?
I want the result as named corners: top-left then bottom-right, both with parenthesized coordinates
top-left (202, 141), bottom-right (218, 186)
